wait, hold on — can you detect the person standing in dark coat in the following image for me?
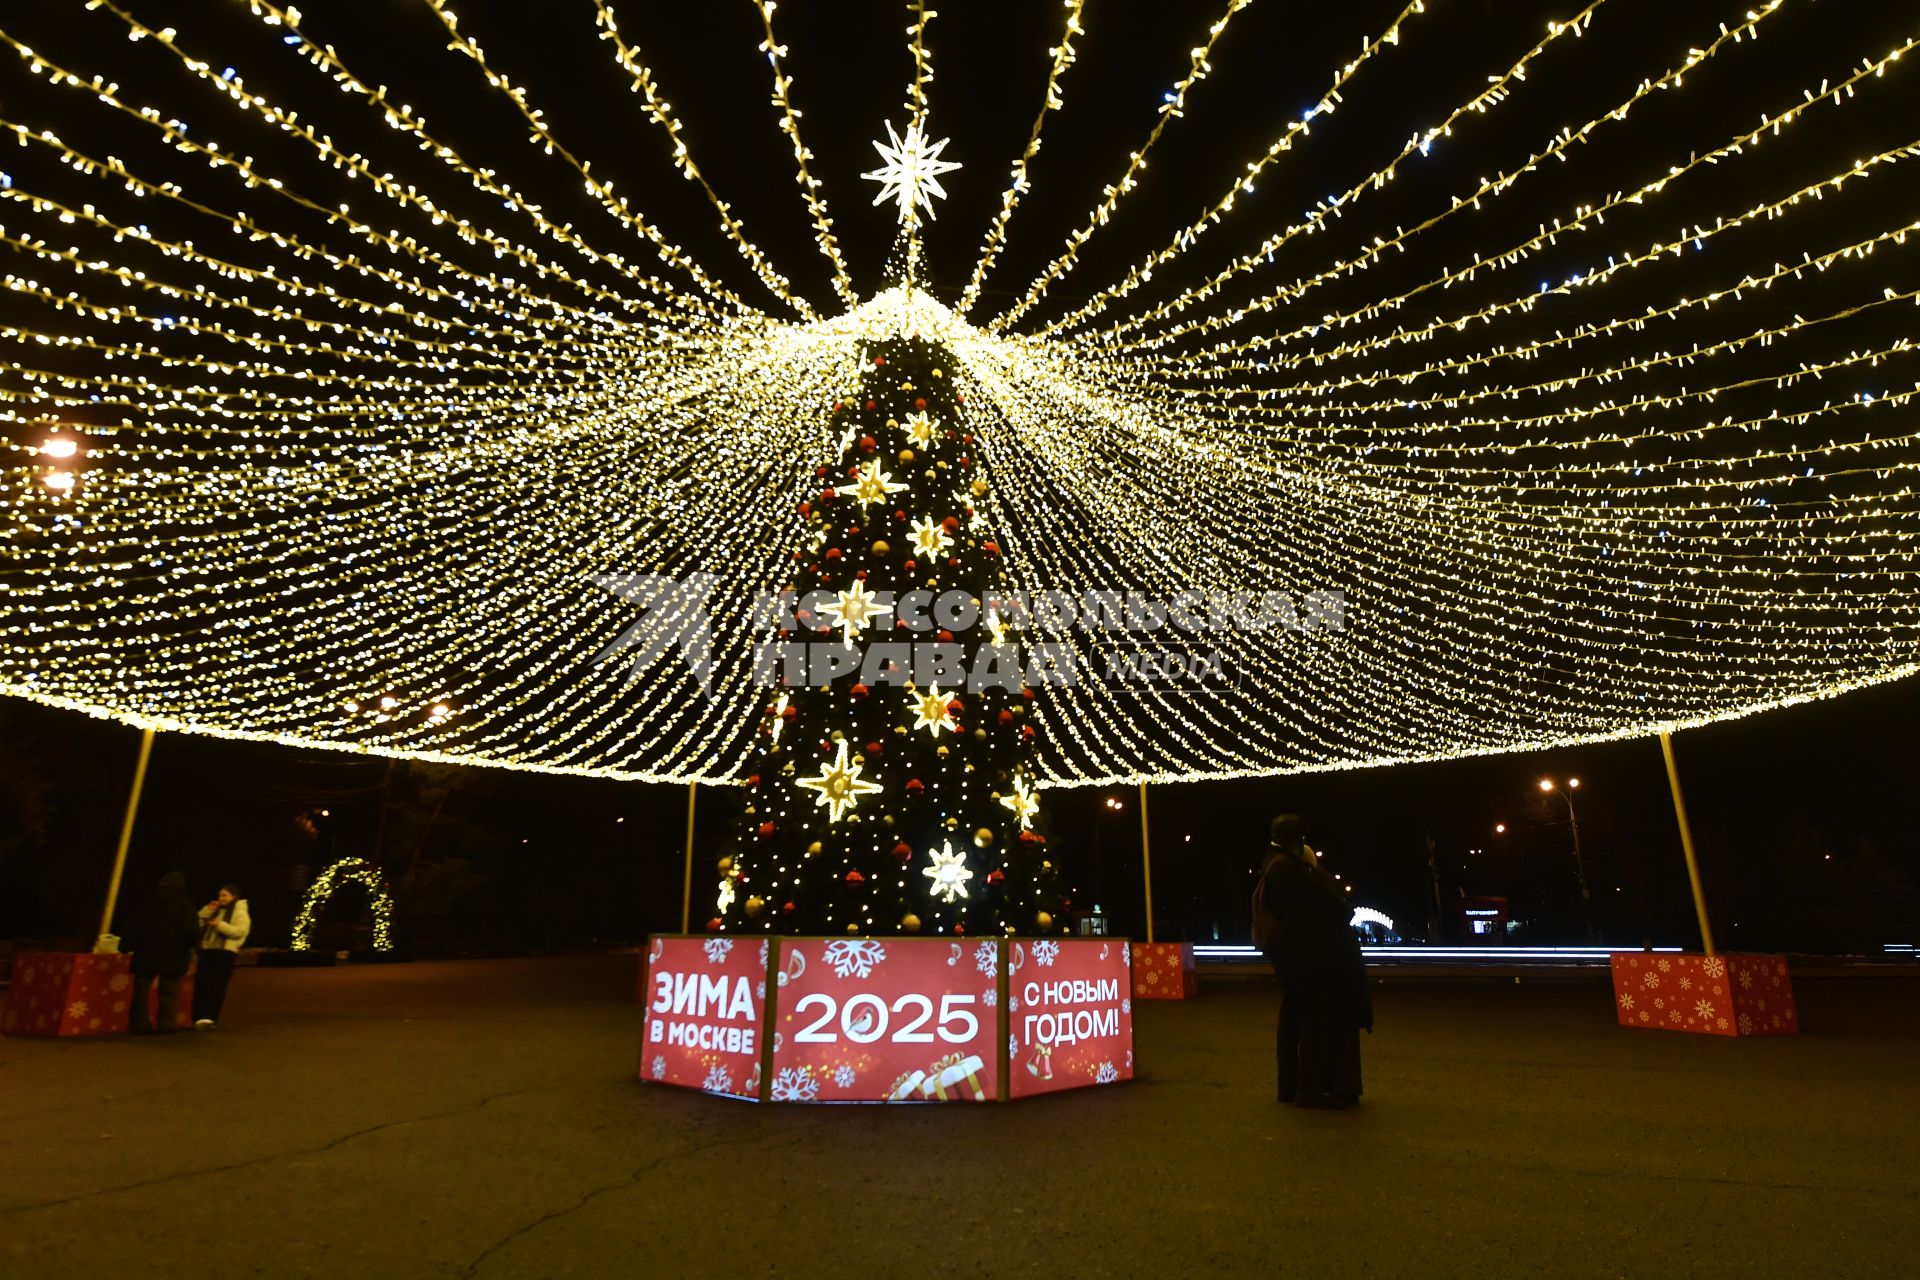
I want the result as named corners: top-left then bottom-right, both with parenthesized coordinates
top-left (122, 871), bottom-right (201, 1034)
top-left (1255, 815), bottom-right (1372, 1107)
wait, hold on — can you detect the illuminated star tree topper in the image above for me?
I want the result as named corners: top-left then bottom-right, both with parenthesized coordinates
top-left (862, 119), bottom-right (962, 224)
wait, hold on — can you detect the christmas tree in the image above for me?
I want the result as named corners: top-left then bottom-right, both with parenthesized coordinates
top-left (712, 330), bottom-right (1069, 938)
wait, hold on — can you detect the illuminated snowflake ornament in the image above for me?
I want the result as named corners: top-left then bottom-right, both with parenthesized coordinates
top-left (863, 119), bottom-right (961, 224)
top-left (922, 839), bottom-right (974, 903)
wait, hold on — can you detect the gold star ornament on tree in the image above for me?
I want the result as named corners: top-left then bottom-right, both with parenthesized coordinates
top-left (795, 739), bottom-right (884, 823)
top-left (911, 683), bottom-right (958, 737)
top-left (820, 579), bottom-right (892, 647)
top-left (999, 775), bottom-right (1040, 830)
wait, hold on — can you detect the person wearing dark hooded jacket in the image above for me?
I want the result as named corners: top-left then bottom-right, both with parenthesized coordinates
top-left (1255, 815), bottom-right (1373, 1107)
top-left (122, 871), bottom-right (201, 1034)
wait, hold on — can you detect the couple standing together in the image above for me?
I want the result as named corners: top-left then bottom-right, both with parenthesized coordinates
top-left (1255, 814), bottom-right (1372, 1108)
top-left (121, 872), bottom-right (252, 1033)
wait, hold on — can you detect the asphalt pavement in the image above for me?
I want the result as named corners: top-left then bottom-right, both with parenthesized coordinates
top-left (3, 955), bottom-right (1916, 1278)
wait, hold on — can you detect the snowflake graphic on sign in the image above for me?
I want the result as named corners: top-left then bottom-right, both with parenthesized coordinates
top-left (771, 1066), bottom-right (821, 1102)
top-left (975, 942), bottom-right (998, 978)
top-left (1095, 1062), bottom-right (1119, 1084)
top-left (823, 938), bottom-right (886, 979)
top-left (703, 1065), bottom-right (733, 1094)
top-left (1032, 940), bottom-right (1060, 967)
top-left (704, 938), bottom-right (733, 963)
top-left (833, 1065), bottom-right (857, 1089)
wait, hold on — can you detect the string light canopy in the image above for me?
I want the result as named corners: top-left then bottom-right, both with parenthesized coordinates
top-left (1, 0), bottom-right (1916, 788)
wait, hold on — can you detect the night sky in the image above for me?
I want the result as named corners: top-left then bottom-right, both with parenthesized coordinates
top-left (2, 0), bottom-right (1915, 950)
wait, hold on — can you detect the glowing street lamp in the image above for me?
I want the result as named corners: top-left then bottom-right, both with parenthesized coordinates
top-left (1540, 777), bottom-right (1596, 941)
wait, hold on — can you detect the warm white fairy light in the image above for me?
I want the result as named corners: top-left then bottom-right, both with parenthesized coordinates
top-left (0, 2), bottom-right (1914, 792)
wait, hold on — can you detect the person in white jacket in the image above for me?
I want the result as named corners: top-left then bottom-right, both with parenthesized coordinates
top-left (193, 885), bottom-right (251, 1028)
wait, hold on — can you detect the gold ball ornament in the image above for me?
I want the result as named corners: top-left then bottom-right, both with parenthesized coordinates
top-left (1036, 911), bottom-right (1053, 930)
top-left (972, 827), bottom-right (994, 848)
top-left (846, 923), bottom-right (862, 935)
top-left (898, 449), bottom-right (915, 463)
top-left (806, 840), bottom-right (823, 857)
top-left (901, 913), bottom-right (922, 933)
top-left (745, 896), bottom-right (765, 918)
top-left (973, 728), bottom-right (988, 741)
top-left (971, 478), bottom-right (989, 497)
top-left (872, 540), bottom-right (890, 555)
top-left (716, 856), bottom-right (733, 872)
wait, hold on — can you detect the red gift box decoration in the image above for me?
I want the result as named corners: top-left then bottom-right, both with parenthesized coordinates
top-left (2, 952), bottom-right (194, 1037)
top-left (1609, 952), bottom-right (1797, 1037)
top-left (1130, 942), bottom-right (1197, 1001)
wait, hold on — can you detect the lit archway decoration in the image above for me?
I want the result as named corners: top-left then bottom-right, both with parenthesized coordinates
top-left (291, 858), bottom-right (395, 953)
top-left (1349, 907), bottom-right (1394, 934)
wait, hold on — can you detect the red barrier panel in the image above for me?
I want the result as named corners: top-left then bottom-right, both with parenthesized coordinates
top-left (639, 936), bottom-right (769, 1099)
top-left (768, 937), bottom-right (999, 1103)
top-left (638, 934), bottom-right (1136, 1102)
top-left (1008, 938), bottom-right (1134, 1098)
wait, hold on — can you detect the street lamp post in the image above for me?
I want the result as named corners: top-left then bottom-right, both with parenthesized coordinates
top-left (1540, 778), bottom-right (1596, 942)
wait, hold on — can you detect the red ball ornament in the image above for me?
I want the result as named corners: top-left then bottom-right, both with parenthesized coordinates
top-left (706, 917), bottom-right (724, 932)
top-left (947, 557), bottom-right (960, 568)
top-left (782, 901), bottom-right (796, 914)
top-left (1022, 688), bottom-right (1036, 701)
top-left (824, 547), bottom-right (842, 560)
top-left (820, 487), bottom-right (837, 503)
top-left (936, 628), bottom-right (955, 644)
top-left (847, 463), bottom-right (862, 478)
top-left (946, 698), bottom-right (964, 717)
top-left (815, 466), bottom-right (829, 479)
top-left (746, 774), bottom-right (761, 788)
top-left (873, 356), bottom-right (886, 366)
top-left (757, 821), bottom-right (775, 838)
top-left (798, 501), bottom-right (812, 518)
top-left (914, 397), bottom-right (927, 410)
top-left (864, 398), bottom-right (876, 410)
top-left (892, 841), bottom-right (914, 864)
top-left (987, 869), bottom-right (1006, 885)
top-left (1021, 725), bottom-right (1036, 741)
top-left (953, 924), bottom-right (966, 937)
top-left (941, 516), bottom-right (960, 533)
top-left (998, 709), bottom-right (1014, 726)
top-left (866, 741), bottom-right (883, 756)
top-left (850, 683), bottom-right (870, 700)
top-left (905, 778), bottom-right (926, 796)
top-left (859, 435), bottom-right (877, 453)
top-left (846, 870), bottom-right (865, 885)
top-left (982, 541), bottom-right (1001, 557)
top-left (893, 509), bottom-right (907, 522)
top-left (781, 705), bottom-right (798, 719)
top-left (903, 559), bottom-right (917, 572)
